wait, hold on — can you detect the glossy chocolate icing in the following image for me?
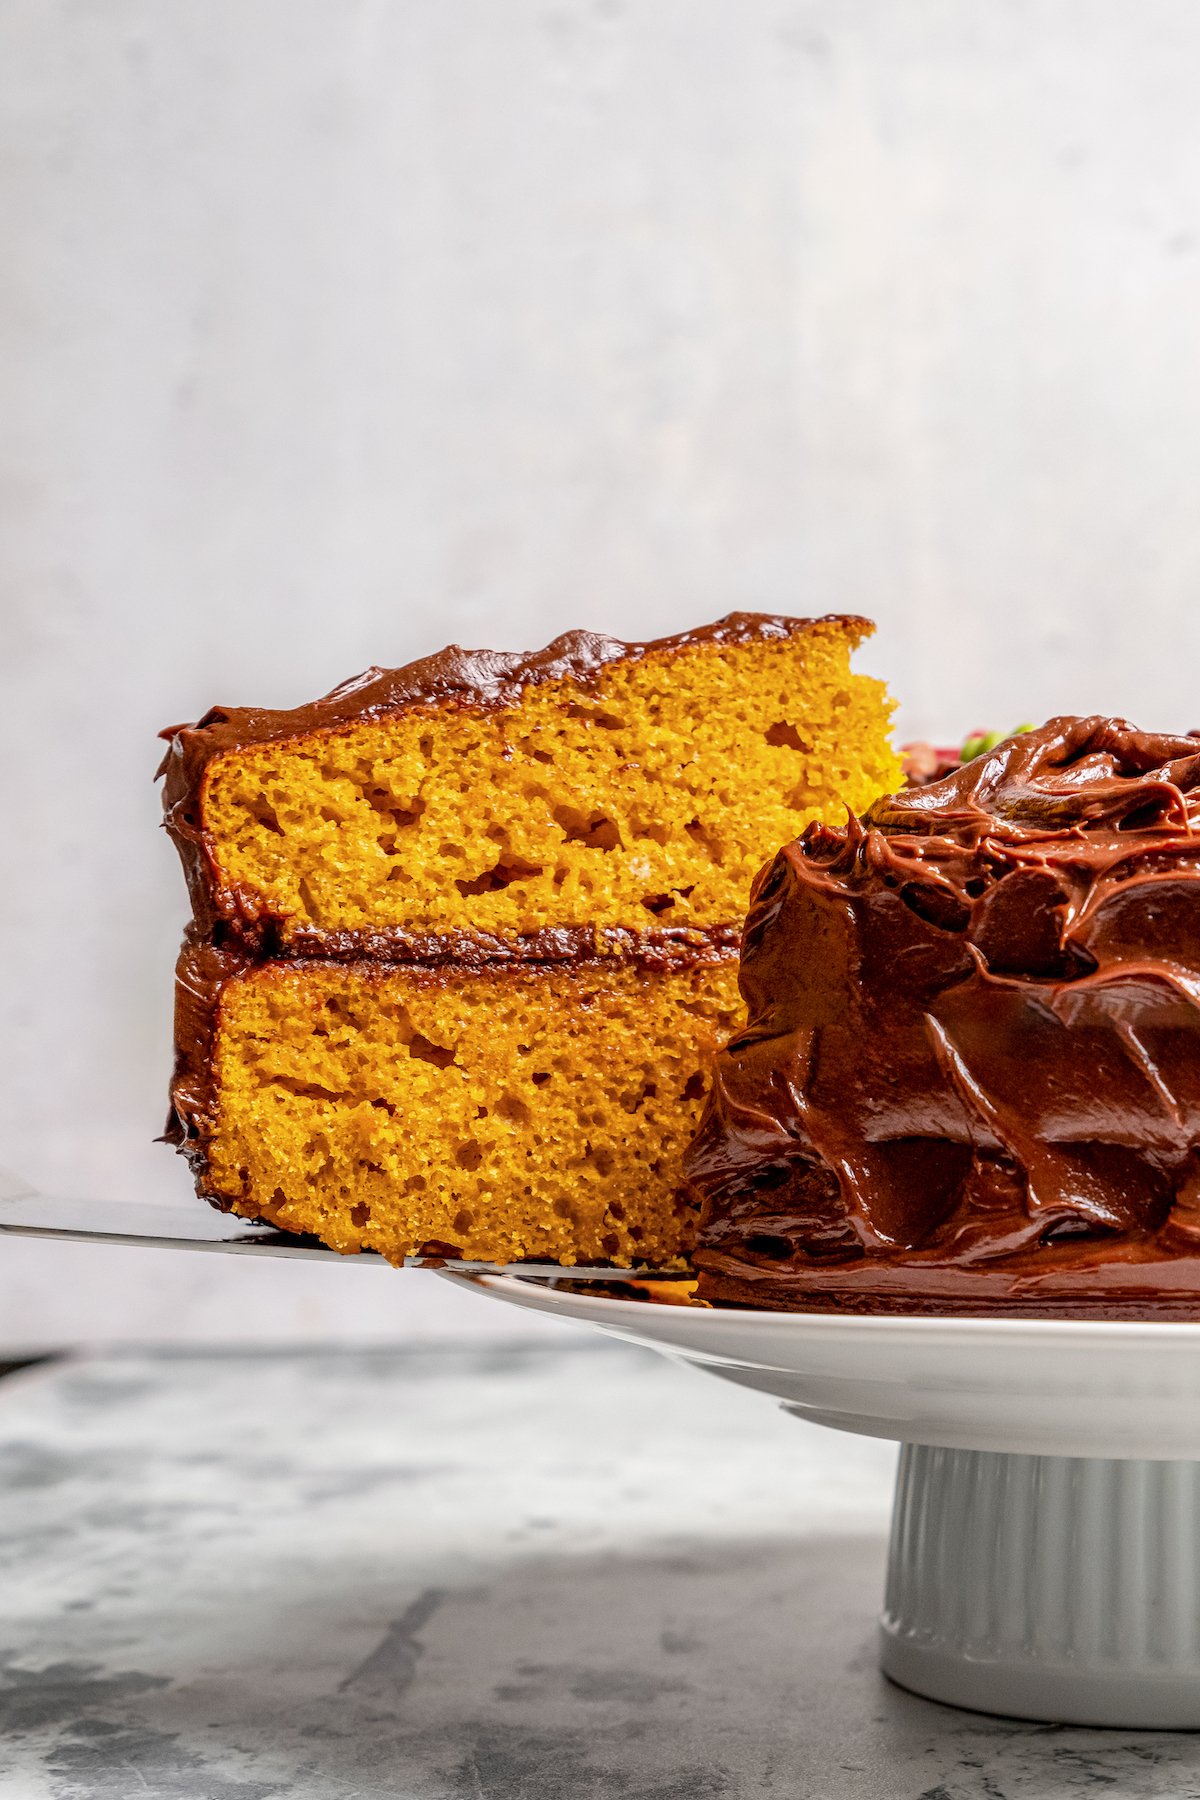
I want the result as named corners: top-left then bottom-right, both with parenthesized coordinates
top-left (158, 613), bottom-right (860, 953)
top-left (688, 716), bottom-right (1200, 1316)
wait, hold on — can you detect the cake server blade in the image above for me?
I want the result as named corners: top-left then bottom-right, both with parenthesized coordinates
top-left (0, 1174), bottom-right (690, 1281)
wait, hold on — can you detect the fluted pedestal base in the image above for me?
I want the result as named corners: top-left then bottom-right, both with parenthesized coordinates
top-left (881, 1446), bottom-right (1200, 1726)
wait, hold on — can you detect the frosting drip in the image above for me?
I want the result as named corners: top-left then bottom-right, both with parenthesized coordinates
top-left (687, 716), bottom-right (1200, 1315)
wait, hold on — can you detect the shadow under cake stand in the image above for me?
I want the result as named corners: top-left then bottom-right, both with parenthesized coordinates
top-left (451, 1271), bottom-right (1200, 1729)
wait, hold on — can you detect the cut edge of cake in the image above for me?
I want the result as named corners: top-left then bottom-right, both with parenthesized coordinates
top-left (161, 611), bottom-right (902, 1270)
top-left (167, 933), bottom-right (743, 1266)
top-left (158, 612), bottom-right (899, 958)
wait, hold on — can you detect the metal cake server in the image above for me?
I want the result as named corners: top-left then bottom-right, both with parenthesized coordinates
top-left (0, 1167), bottom-right (688, 1281)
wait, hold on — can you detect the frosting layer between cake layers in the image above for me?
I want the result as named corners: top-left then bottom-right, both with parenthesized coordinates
top-left (688, 716), bottom-right (1200, 1315)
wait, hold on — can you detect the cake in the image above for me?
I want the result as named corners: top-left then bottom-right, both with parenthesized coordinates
top-left (687, 716), bottom-right (1200, 1317)
top-left (161, 614), bottom-right (901, 1265)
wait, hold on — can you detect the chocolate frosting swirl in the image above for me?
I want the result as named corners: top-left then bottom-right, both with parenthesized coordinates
top-left (688, 716), bottom-right (1200, 1316)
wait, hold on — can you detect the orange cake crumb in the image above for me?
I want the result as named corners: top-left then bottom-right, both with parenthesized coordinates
top-left (197, 954), bottom-right (742, 1266)
top-left (163, 616), bottom-right (900, 954)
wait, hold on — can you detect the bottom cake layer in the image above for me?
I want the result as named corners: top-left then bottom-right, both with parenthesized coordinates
top-left (171, 949), bottom-right (743, 1266)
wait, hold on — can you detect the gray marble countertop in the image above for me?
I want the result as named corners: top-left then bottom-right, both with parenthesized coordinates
top-left (3, 1335), bottom-right (1200, 1799)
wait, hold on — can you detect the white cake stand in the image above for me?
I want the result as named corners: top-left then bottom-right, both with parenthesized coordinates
top-left (451, 1272), bottom-right (1200, 1729)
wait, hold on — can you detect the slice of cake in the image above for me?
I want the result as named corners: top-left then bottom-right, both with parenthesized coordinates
top-left (687, 716), bottom-right (1200, 1316)
top-left (162, 613), bottom-right (901, 1266)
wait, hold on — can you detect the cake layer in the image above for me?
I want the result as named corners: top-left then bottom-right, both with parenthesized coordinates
top-left (170, 943), bottom-right (743, 1266)
top-left (687, 717), bottom-right (1200, 1317)
top-left (159, 614), bottom-right (900, 956)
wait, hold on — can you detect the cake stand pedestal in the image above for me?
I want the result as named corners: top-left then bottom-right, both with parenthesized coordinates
top-left (882, 1446), bottom-right (1200, 1727)
top-left (455, 1273), bottom-right (1200, 1728)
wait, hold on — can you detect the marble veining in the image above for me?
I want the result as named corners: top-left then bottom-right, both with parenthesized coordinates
top-left (1, 1342), bottom-right (1199, 1797)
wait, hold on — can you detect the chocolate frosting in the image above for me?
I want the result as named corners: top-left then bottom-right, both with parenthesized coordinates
top-left (688, 716), bottom-right (1200, 1316)
top-left (158, 612), bottom-right (862, 953)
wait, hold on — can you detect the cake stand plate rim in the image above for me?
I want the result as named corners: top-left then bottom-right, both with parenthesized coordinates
top-left (450, 1271), bottom-right (1200, 1460)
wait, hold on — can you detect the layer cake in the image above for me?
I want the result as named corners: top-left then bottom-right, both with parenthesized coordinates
top-left (687, 716), bottom-right (1200, 1316)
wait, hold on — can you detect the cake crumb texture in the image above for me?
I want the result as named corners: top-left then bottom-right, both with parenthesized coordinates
top-left (207, 956), bottom-right (744, 1265)
top-left (198, 622), bottom-right (899, 947)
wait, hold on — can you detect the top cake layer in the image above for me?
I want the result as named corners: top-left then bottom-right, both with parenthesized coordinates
top-left (687, 716), bottom-right (1200, 1316)
top-left (159, 613), bottom-right (900, 959)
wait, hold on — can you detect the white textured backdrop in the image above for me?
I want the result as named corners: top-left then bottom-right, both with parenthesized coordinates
top-left (4, 0), bottom-right (1200, 1346)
